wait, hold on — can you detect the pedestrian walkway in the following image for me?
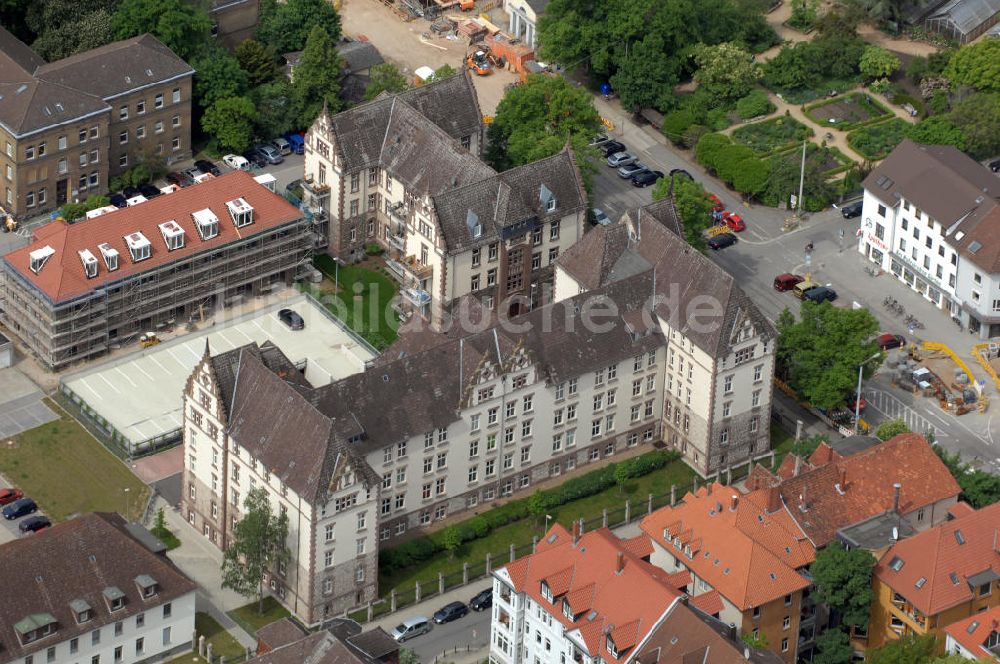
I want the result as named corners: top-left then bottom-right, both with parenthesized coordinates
top-left (864, 387), bottom-right (942, 438)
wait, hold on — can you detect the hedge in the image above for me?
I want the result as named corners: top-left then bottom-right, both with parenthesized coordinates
top-left (802, 92), bottom-right (892, 132)
top-left (378, 449), bottom-right (681, 572)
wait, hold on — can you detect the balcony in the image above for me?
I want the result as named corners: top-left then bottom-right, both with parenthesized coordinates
top-left (301, 177), bottom-right (330, 202)
top-left (389, 201), bottom-right (410, 227)
top-left (402, 288), bottom-right (432, 307)
top-left (388, 232), bottom-right (405, 252)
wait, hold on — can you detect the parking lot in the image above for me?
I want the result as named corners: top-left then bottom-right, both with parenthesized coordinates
top-left (0, 476), bottom-right (47, 544)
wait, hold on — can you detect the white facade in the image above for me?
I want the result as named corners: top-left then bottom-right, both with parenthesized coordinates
top-left (3, 592), bottom-right (195, 664)
top-left (504, 0), bottom-right (544, 48)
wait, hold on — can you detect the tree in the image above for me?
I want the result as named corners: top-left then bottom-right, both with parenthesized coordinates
top-left (652, 175), bottom-right (715, 250)
top-left (252, 81), bottom-right (298, 141)
top-left (813, 629), bottom-right (854, 664)
top-left (875, 419), bottom-right (910, 441)
top-left (257, 0), bottom-right (342, 55)
top-left (426, 64), bottom-right (457, 83)
top-left (859, 0), bottom-right (909, 27)
top-left (943, 40), bottom-right (1000, 94)
top-left (235, 39), bottom-right (278, 87)
top-left (191, 47), bottom-right (249, 109)
top-left (221, 487), bottom-right (290, 613)
top-left (741, 632), bottom-right (768, 648)
top-left (950, 92), bottom-right (1000, 159)
top-left (608, 33), bottom-right (682, 112)
top-left (614, 464), bottom-right (629, 493)
top-left (860, 45), bottom-right (902, 81)
top-left (730, 155), bottom-right (769, 199)
top-left (441, 526), bottom-right (461, 558)
top-left (202, 96), bottom-right (258, 153)
top-left (364, 63), bottom-right (409, 102)
top-left (112, 0), bottom-right (213, 62)
top-left (906, 115), bottom-right (966, 150)
top-left (292, 26), bottom-right (342, 126)
top-left (810, 542), bottom-right (876, 628)
top-left (788, 0), bottom-right (820, 30)
top-left (867, 634), bottom-right (937, 664)
top-left (776, 302), bottom-right (881, 409)
top-left (766, 149), bottom-right (835, 211)
top-left (527, 491), bottom-right (547, 522)
top-left (60, 194), bottom-right (111, 222)
top-left (736, 90), bottom-right (774, 120)
top-left (693, 42), bottom-right (762, 104)
top-left (399, 649), bottom-right (419, 664)
top-left (30, 9), bottom-right (114, 60)
top-left (486, 74), bottom-right (600, 171)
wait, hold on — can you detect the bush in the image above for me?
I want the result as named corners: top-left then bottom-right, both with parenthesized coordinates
top-left (379, 450), bottom-right (680, 573)
top-left (847, 119), bottom-right (908, 159)
top-left (731, 117), bottom-right (812, 155)
top-left (681, 124), bottom-right (709, 149)
top-left (736, 90), bottom-right (775, 119)
top-left (365, 242), bottom-right (383, 256)
top-left (662, 109), bottom-right (696, 143)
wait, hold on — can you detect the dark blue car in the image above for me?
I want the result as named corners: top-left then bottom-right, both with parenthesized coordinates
top-left (3, 497), bottom-right (37, 520)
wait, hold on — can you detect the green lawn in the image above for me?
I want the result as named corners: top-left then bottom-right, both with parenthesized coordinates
top-left (378, 459), bottom-right (696, 595)
top-left (227, 597), bottom-right (291, 637)
top-left (151, 524), bottom-right (182, 550)
top-left (0, 399), bottom-right (149, 522)
top-left (195, 613), bottom-right (244, 660)
top-left (308, 256), bottom-right (400, 350)
top-left (732, 116), bottom-right (813, 155)
top-left (770, 424), bottom-right (797, 470)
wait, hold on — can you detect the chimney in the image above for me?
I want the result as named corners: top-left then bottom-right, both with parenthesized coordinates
top-left (840, 467), bottom-right (847, 490)
top-left (572, 520), bottom-right (581, 545)
top-left (730, 494), bottom-right (739, 511)
top-left (798, 485), bottom-right (808, 512)
top-left (893, 483), bottom-right (902, 513)
top-left (744, 646), bottom-right (751, 660)
top-left (616, 551), bottom-right (625, 574)
top-left (794, 455), bottom-right (802, 477)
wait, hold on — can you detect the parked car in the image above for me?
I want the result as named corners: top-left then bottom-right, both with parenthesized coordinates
top-left (166, 171), bottom-right (195, 188)
top-left (19, 515), bottom-right (50, 534)
top-left (723, 212), bottom-right (746, 232)
top-left (617, 162), bottom-right (647, 178)
top-left (589, 134), bottom-right (610, 147)
top-left (138, 183), bottom-right (161, 198)
top-left (773, 273), bottom-right (804, 291)
top-left (0, 487), bottom-right (23, 505)
top-left (122, 185), bottom-right (142, 199)
top-left (469, 588), bottom-right (493, 611)
top-left (272, 137), bottom-right (292, 155)
top-left (243, 150), bottom-right (267, 168)
top-left (841, 201), bottom-right (863, 218)
top-left (433, 601), bottom-right (469, 624)
top-left (283, 132), bottom-right (305, 154)
top-left (195, 159), bottom-right (221, 176)
top-left (109, 193), bottom-right (128, 208)
top-left (601, 140), bottom-right (625, 157)
top-left (278, 308), bottom-right (304, 330)
top-left (989, 159), bottom-right (1000, 173)
top-left (592, 208), bottom-right (611, 226)
top-left (223, 154), bottom-right (250, 171)
top-left (607, 152), bottom-right (638, 168)
top-left (803, 286), bottom-right (838, 303)
top-left (707, 233), bottom-right (737, 250)
top-left (253, 144), bottom-right (284, 165)
top-left (632, 170), bottom-right (664, 187)
top-left (3, 497), bottom-right (37, 520)
top-left (391, 617), bottom-right (431, 642)
top-left (877, 333), bottom-right (906, 350)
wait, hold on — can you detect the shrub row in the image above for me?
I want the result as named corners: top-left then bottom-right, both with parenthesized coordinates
top-left (378, 449), bottom-right (681, 572)
top-left (802, 92), bottom-right (891, 132)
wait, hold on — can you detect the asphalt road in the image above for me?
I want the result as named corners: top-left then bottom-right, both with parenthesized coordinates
top-left (0, 476), bottom-right (48, 544)
top-left (398, 603), bottom-right (492, 663)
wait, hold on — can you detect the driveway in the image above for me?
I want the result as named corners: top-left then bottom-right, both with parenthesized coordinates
top-left (0, 369), bottom-right (56, 439)
top-left (0, 473), bottom-right (50, 544)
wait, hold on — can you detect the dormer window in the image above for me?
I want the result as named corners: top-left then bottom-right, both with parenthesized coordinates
top-left (70, 599), bottom-right (92, 624)
top-left (158, 220), bottom-right (185, 251)
top-left (103, 586), bottom-right (126, 611)
top-left (124, 232), bottom-right (151, 263)
top-left (547, 198), bottom-right (557, 212)
top-left (562, 599), bottom-right (573, 620)
top-left (192, 208), bottom-right (219, 240)
top-left (466, 209), bottom-right (482, 239)
top-left (29, 245), bottom-right (55, 274)
top-left (14, 614), bottom-right (57, 644)
top-left (136, 574), bottom-right (159, 598)
top-left (540, 581), bottom-right (552, 602)
top-left (98, 243), bottom-right (119, 271)
top-left (539, 184), bottom-right (556, 213)
top-left (607, 635), bottom-right (619, 658)
top-left (79, 249), bottom-right (98, 279)
top-left (225, 198), bottom-right (254, 228)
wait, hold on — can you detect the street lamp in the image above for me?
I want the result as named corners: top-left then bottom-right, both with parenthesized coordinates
top-left (123, 487), bottom-right (131, 522)
top-left (544, 514), bottom-right (553, 533)
top-left (855, 352), bottom-right (882, 434)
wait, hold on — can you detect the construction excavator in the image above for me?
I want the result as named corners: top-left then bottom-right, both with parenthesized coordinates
top-left (466, 50), bottom-right (492, 76)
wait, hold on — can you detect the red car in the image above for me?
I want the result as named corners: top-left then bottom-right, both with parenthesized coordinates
top-left (877, 333), bottom-right (906, 350)
top-left (706, 193), bottom-right (724, 213)
top-left (723, 212), bottom-right (746, 232)
top-left (774, 273), bottom-right (804, 291)
top-left (0, 487), bottom-right (23, 505)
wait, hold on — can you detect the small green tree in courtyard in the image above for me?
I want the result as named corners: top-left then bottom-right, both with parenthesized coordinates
top-left (221, 487), bottom-right (290, 614)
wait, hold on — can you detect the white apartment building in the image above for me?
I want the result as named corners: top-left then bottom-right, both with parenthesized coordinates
top-left (857, 139), bottom-right (1000, 337)
top-left (555, 201), bottom-right (776, 477)
top-left (302, 72), bottom-right (587, 326)
top-left (0, 513), bottom-right (196, 664)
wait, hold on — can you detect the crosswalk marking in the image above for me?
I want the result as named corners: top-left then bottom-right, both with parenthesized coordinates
top-left (865, 389), bottom-right (943, 439)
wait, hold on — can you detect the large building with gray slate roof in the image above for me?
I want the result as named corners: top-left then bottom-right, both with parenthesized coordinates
top-left (0, 27), bottom-right (193, 219)
top-left (179, 198), bottom-right (777, 625)
top-left (302, 72), bottom-right (588, 327)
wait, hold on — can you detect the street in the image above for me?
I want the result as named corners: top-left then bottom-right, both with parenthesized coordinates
top-left (389, 594), bottom-right (492, 662)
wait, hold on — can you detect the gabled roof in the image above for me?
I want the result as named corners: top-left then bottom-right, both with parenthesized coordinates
top-left (0, 25), bottom-right (44, 78)
top-left (767, 433), bottom-right (961, 547)
top-left (875, 501), bottom-right (1000, 616)
top-left (943, 605), bottom-right (1000, 661)
top-left (640, 483), bottom-right (813, 611)
top-left (3, 170), bottom-right (303, 304)
top-left (497, 526), bottom-right (683, 663)
top-left (0, 513), bottom-right (196, 661)
top-left (0, 78), bottom-right (108, 137)
top-left (336, 41), bottom-right (384, 73)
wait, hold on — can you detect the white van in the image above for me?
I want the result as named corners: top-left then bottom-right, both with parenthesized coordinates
top-left (222, 154), bottom-right (251, 171)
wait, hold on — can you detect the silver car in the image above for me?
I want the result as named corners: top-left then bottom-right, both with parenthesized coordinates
top-left (592, 208), bottom-right (610, 225)
top-left (253, 144), bottom-right (284, 165)
top-left (607, 151), bottom-right (637, 167)
top-left (617, 162), bottom-right (647, 179)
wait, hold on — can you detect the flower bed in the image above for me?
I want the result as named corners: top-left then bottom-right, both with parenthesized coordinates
top-left (731, 116), bottom-right (813, 156)
top-left (847, 118), bottom-right (908, 159)
top-left (803, 92), bottom-right (891, 131)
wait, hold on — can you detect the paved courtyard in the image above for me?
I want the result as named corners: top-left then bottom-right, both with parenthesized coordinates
top-left (0, 369), bottom-right (56, 438)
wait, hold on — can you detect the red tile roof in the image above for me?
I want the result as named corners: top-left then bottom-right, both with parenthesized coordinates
top-left (497, 527), bottom-right (682, 663)
top-left (691, 590), bottom-right (725, 616)
top-left (875, 501), bottom-right (1000, 616)
top-left (3, 170), bottom-right (302, 304)
top-left (622, 534), bottom-right (653, 559)
top-left (773, 433), bottom-right (960, 547)
top-left (640, 483), bottom-right (813, 611)
top-left (943, 606), bottom-right (1000, 661)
